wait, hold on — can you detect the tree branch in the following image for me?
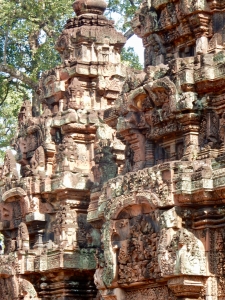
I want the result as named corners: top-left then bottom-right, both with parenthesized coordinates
top-left (0, 64), bottom-right (37, 90)
top-left (124, 28), bottom-right (134, 40)
top-left (42, 24), bottom-right (57, 39)
top-left (28, 30), bottom-right (41, 53)
top-left (128, 0), bottom-right (135, 6)
top-left (0, 81), bottom-right (10, 107)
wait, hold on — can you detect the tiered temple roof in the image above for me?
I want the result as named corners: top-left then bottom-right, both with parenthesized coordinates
top-left (1, 0), bottom-right (225, 299)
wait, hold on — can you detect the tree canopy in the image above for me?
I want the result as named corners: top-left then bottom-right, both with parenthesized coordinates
top-left (106, 0), bottom-right (142, 39)
top-left (0, 0), bottom-right (142, 160)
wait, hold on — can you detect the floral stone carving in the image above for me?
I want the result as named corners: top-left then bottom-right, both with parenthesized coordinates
top-left (2, 0), bottom-right (225, 299)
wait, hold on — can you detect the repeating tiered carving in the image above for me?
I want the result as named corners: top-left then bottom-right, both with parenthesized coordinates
top-left (0, 0), bottom-right (126, 299)
top-left (3, 0), bottom-right (225, 299)
top-left (87, 1), bottom-right (225, 299)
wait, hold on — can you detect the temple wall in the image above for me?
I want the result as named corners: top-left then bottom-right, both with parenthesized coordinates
top-left (1, 0), bottom-right (225, 299)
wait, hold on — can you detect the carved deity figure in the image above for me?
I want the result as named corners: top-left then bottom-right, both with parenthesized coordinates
top-left (17, 222), bottom-right (29, 251)
top-left (123, 143), bottom-right (134, 173)
top-left (30, 146), bottom-right (45, 177)
top-left (2, 150), bottom-right (19, 182)
top-left (53, 220), bottom-right (62, 246)
top-left (178, 243), bottom-right (201, 274)
top-left (66, 78), bottom-right (84, 110)
top-left (40, 107), bottom-right (53, 144)
top-left (30, 197), bottom-right (39, 212)
top-left (158, 228), bottom-right (206, 277)
top-left (56, 136), bottom-right (79, 173)
top-left (183, 140), bottom-right (198, 161)
top-left (52, 205), bottom-right (78, 250)
top-left (108, 212), bottom-right (160, 285)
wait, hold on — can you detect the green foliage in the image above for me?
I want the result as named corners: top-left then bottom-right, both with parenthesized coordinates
top-left (0, 0), bottom-right (143, 159)
top-left (0, 75), bottom-right (29, 161)
top-left (106, 0), bottom-right (142, 32)
top-left (121, 47), bottom-right (143, 70)
top-left (0, 0), bottom-right (74, 78)
top-left (0, 0), bottom-right (75, 159)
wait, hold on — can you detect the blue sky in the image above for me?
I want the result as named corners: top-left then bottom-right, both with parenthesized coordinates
top-left (126, 34), bottom-right (144, 66)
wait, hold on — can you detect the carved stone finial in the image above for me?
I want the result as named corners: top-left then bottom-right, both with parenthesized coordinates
top-left (73, 0), bottom-right (107, 16)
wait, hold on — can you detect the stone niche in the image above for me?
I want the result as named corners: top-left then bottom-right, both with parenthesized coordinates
top-left (88, 0), bottom-right (225, 299)
top-left (2, 0), bottom-right (225, 299)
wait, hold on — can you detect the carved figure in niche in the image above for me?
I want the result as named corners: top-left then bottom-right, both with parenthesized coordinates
top-left (52, 219), bottom-right (62, 246)
top-left (137, 1), bottom-right (158, 34)
top-left (109, 212), bottom-right (160, 285)
top-left (15, 120), bottom-right (44, 177)
top-left (199, 111), bottom-right (220, 150)
top-left (17, 222), bottom-right (29, 251)
top-left (110, 176), bottom-right (123, 198)
top-left (150, 170), bottom-right (170, 204)
top-left (178, 93), bottom-right (193, 111)
top-left (66, 77), bottom-right (84, 110)
top-left (183, 140), bottom-right (198, 161)
top-left (123, 142), bottom-right (134, 174)
top-left (178, 240), bottom-right (205, 275)
top-left (30, 146), bottom-right (45, 177)
top-left (154, 89), bottom-right (169, 107)
top-left (93, 121), bottom-right (118, 185)
top-left (2, 150), bottom-right (19, 183)
top-left (136, 168), bottom-right (149, 191)
top-left (64, 227), bottom-right (77, 249)
top-left (77, 214), bottom-right (95, 248)
top-left (55, 136), bottom-right (79, 173)
top-left (52, 205), bottom-right (78, 249)
top-left (30, 197), bottom-right (39, 212)
top-left (158, 228), bottom-right (206, 277)
top-left (40, 106), bottom-right (53, 144)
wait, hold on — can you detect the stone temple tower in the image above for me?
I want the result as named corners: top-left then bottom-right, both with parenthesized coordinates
top-left (2, 0), bottom-right (225, 299)
top-left (0, 0), bottom-right (126, 299)
top-left (87, 0), bottom-right (225, 299)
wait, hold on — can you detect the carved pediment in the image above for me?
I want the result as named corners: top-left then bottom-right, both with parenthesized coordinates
top-left (144, 77), bottom-right (178, 110)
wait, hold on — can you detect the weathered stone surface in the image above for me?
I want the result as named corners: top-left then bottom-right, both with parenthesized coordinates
top-left (2, 0), bottom-right (225, 299)
top-left (87, 0), bottom-right (225, 299)
top-left (0, 0), bottom-right (125, 298)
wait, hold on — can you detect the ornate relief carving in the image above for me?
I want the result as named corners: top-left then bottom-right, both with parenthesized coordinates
top-left (55, 136), bottom-right (79, 173)
top-left (2, 0), bottom-right (225, 299)
top-left (125, 286), bottom-right (177, 300)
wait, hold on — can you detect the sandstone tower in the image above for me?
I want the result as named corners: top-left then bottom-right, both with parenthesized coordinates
top-left (1, 0), bottom-right (225, 299)
top-left (0, 0), bottom-right (125, 298)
